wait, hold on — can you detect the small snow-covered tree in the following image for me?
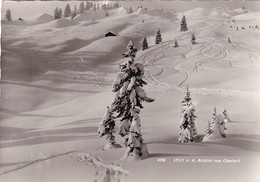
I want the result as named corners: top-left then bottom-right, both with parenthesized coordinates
top-left (141, 37), bottom-right (149, 50)
top-left (205, 120), bottom-right (213, 135)
top-left (85, 1), bottom-right (91, 10)
top-left (122, 41), bottom-right (138, 58)
top-left (203, 106), bottom-right (226, 142)
top-left (79, 1), bottom-right (85, 14)
top-left (174, 39), bottom-right (179, 47)
top-left (54, 7), bottom-right (59, 19)
top-left (178, 86), bottom-right (197, 143)
top-left (98, 106), bottom-right (121, 149)
top-left (58, 8), bottom-right (62, 19)
top-left (71, 5), bottom-right (78, 19)
top-left (129, 7), bottom-right (133, 14)
top-left (228, 37), bottom-right (231, 43)
top-left (155, 29), bottom-right (162, 44)
top-left (5, 9), bottom-right (12, 21)
top-left (54, 7), bottom-right (62, 19)
top-left (191, 33), bottom-right (196, 44)
top-left (106, 41), bottom-right (154, 161)
top-left (64, 4), bottom-right (71, 18)
top-left (180, 15), bottom-right (188, 31)
top-left (223, 109), bottom-right (230, 123)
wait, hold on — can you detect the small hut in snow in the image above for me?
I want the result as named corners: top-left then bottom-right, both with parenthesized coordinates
top-left (105, 32), bottom-right (117, 37)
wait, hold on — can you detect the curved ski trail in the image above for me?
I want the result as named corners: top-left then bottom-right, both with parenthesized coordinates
top-left (135, 20), bottom-right (260, 101)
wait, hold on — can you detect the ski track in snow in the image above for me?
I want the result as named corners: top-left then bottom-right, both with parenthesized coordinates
top-left (0, 151), bottom-right (77, 176)
top-left (136, 20), bottom-right (260, 101)
top-left (0, 151), bottom-right (128, 182)
top-left (231, 41), bottom-right (260, 65)
top-left (71, 152), bottom-right (128, 182)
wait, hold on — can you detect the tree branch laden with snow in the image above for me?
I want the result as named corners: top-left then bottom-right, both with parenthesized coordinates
top-left (203, 106), bottom-right (227, 142)
top-left (178, 86), bottom-right (198, 143)
top-left (101, 41), bottom-right (154, 161)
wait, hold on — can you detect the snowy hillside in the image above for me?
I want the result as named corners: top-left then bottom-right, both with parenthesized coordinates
top-left (1, 1), bottom-right (260, 182)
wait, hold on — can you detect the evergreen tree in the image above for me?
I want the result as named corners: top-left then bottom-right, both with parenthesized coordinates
top-left (122, 41), bottom-right (138, 58)
top-left (178, 86), bottom-right (197, 143)
top-left (203, 106), bottom-right (226, 141)
top-left (64, 4), bottom-right (71, 18)
top-left (54, 7), bottom-right (59, 19)
top-left (58, 8), bottom-right (62, 19)
top-left (99, 41), bottom-right (154, 160)
top-left (129, 7), bottom-right (133, 14)
top-left (71, 5), bottom-right (78, 19)
top-left (174, 39), bottom-right (179, 47)
top-left (180, 15), bottom-right (188, 31)
top-left (5, 9), bottom-right (12, 21)
top-left (54, 7), bottom-right (62, 19)
top-left (141, 37), bottom-right (149, 50)
top-left (205, 120), bottom-right (213, 135)
top-left (98, 106), bottom-right (120, 149)
top-left (85, 1), bottom-right (91, 10)
top-left (113, 2), bottom-right (120, 9)
top-left (191, 33), bottom-right (196, 44)
top-left (79, 1), bottom-right (85, 14)
top-left (223, 109), bottom-right (230, 123)
top-left (155, 29), bottom-right (162, 44)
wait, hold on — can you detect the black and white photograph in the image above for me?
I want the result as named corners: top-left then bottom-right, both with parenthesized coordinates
top-left (1, 0), bottom-right (260, 181)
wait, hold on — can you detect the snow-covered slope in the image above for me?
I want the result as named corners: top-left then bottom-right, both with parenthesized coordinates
top-left (46, 18), bottom-right (79, 28)
top-left (232, 11), bottom-right (260, 23)
top-left (1, 1), bottom-right (260, 182)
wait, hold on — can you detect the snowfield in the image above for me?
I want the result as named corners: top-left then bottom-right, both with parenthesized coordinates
top-left (1, 1), bottom-right (260, 182)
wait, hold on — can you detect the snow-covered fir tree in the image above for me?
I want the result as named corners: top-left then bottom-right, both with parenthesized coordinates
top-left (129, 7), bottom-right (133, 14)
top-left (178, 86), bottom-right (198, 143)
top-left (78, 1), bottom-right (85, 14)
top-left (71, 5), bottom-right (78, 19)
top-left (85, 1), bottom-right (92, 10)
top-left (155, 29), bottom-right (162, 44)
top-left (64, 4), bottom-right (71, 18)
top-left (191, 33), bottom-right (196, 44)
top-left (223, 109), bottom-right (231, 123)
top-left (141, 37), bottom-right (149, 50)
top-left (174, 39), bottom-right (179, 47)
top-left (122, 41), bottom-right (138, 58)
top-left (109, 41), bottom-right (154, 160)
top-left (98, 106), bottom-right (121, 149)
top-left (113, 2), bottom-right (120, 9)
top-left (54, 7), bottom-right (62, 19)
top-left (180, 15), bottom-right (188, 31)
top-left (5, 9), bottom-right (12, 21)
top-left (205, 120), bottom-right (213, 135)
top-left (203, 106), bottom-right (226, 142)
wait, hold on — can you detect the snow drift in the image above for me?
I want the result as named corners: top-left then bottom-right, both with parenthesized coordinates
top-left (27, 13), bottom-right (54, 24)
top-left (46, 18), bottom-right (79, 28)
